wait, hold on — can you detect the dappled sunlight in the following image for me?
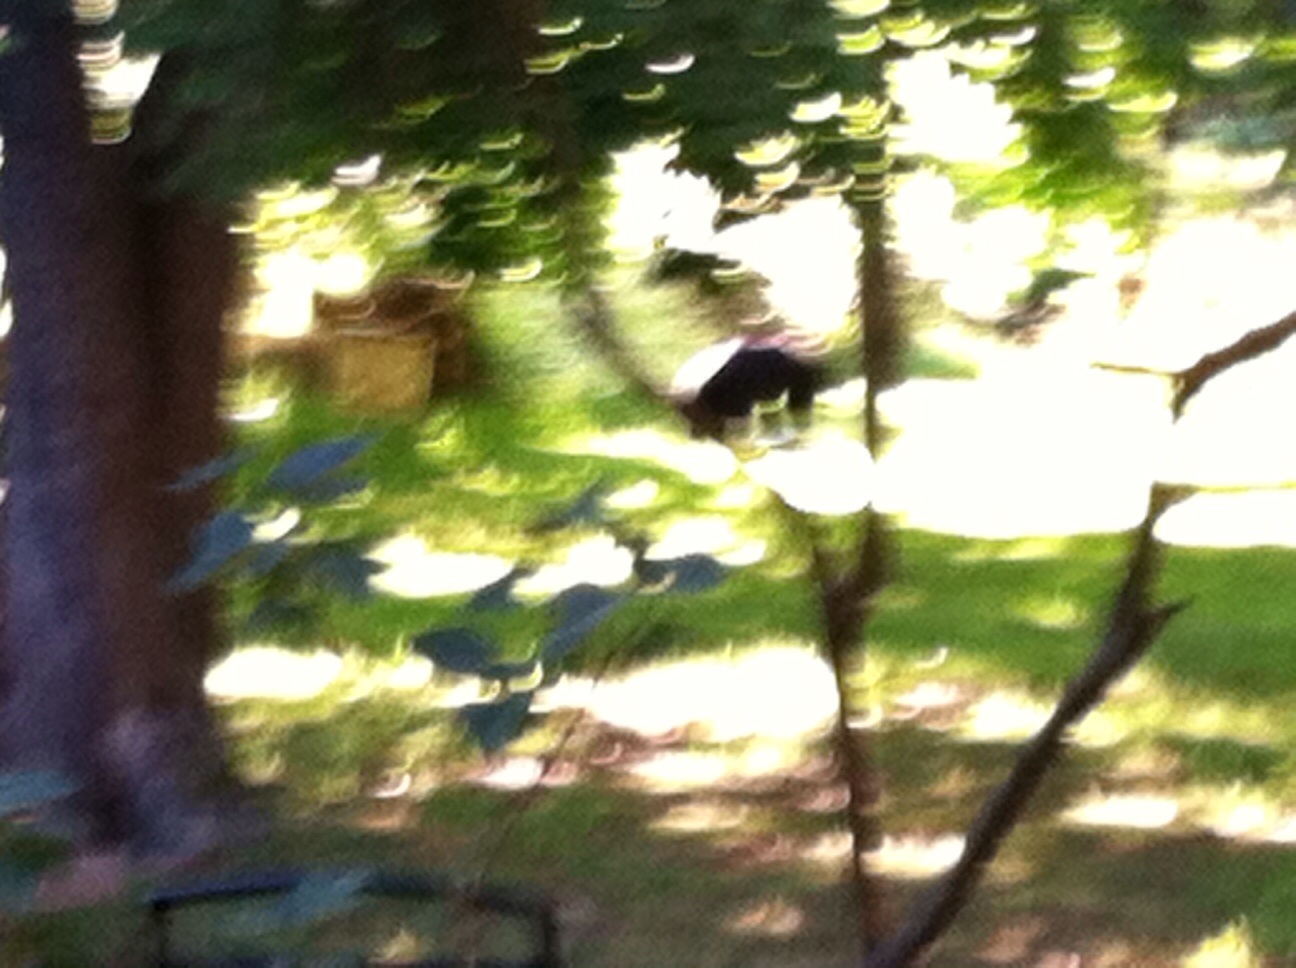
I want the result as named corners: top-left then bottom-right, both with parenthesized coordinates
top-left (890, 171), bottom-right (1048, 318)
top-left (1170, 145), bottom-right (1286, 193)
top-left (429, 679), bottom-right (491, 711)
top-left (379, 655), bottom-right (433, 692)
top-left (875, 366), bottom-right (1168, 538)
top-left (1181, 922), bottom-right (1263, 968)
top-left (864, 833), bottom-right (965, 880)
top-left (952, 537), bottom-right (1075, 562)
top-left (890, 681), bottom-right (965, 722)
top-left (624, 751), bottom-right (731, 792)
top-left (1061, 793), bottom-right (1180, 830)
top-left (954, 688), bottom-right (1122, 747)
top-left (1012, 595), bottom-right (1089, 631)
top-left (940, 205), bottom-right (1048, 319)
top-left (744, 431), bottom-right (873, 516)
top-left (245, 250), bottom-right (317, 339)
top-left (723, 897), bottom-right (806, 937)
top-left (718, 197), bottom-right (859, 333)
top-left (1155, 339), bottom-right (1296, 489)
top-left (815, 378), bottom-right (866, 415)
top-left (609, 144), bottom-right (858, 332)
top-left (1059, 783), bottom-right (1296, 844)
top-left (651, 800), bottom-right (750, 835)
top-left (227, 396), bottom-right (282, 424)
top-left (861, 200), bottom-right (1296, 542)
top-left (251, 507), bottom-right (301, 543)
top-left (205, 646), bottom-right (345, 701)
top-left (646, 515), bottom-right (766, 566)
top-left (605, 478), bottom-right (660, 509)
top-left (470, 757), bottom-right (548, 791)
top-left (368, 533), bottom-right (513, 598)
top-left (958, 692), bottom-right (1052, 743)
top-left (797, 830), bottom-right (852, 866)
top-left (889, 51), bottom-right (1020, 165)
top-left (1106, 217), bottom-right (1296, 371)
top-left (607, 143), bottom-right (720, 260)
top-left (514, 534), bottom-right (635, 596)
top-left (542, 645), bottom-right (837, 742)
top-left (563, 428), bottom-right (739, 485)
top-left (1199, 796), bottom-right (1278, 841)
top-left (711, 482), bottom-right (760, 509)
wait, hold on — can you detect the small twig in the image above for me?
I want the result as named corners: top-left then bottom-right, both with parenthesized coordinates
top-left (1093, 307), bottom-right (1296, 417)
top-left (769, 490), bottom-right (893, 956)
top-left (473, 651), bottom-right (619, 882)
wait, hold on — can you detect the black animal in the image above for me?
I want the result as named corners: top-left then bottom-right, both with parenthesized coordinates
top-left (676, 339), bottom-right (822, 440)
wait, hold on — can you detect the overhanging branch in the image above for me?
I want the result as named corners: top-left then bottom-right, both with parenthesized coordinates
top-left (1173, 308), bottom-right (1296, 415)
top-left (1094, 308), bottom-right (1296, 417)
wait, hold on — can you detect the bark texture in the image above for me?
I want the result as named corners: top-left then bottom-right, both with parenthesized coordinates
top-left (0, 4), bottom-right (243, 855)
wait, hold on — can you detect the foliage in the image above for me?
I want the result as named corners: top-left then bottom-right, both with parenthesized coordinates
top-left (171, 433), bottom-right (384, 638)
top-left (0, 772), bottom-right (77, 921)
top-left (412, 488), bottom-right (727, 753)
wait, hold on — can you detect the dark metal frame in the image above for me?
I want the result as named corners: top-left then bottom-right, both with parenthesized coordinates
top-left (147, 867), bottom-right (564, 968)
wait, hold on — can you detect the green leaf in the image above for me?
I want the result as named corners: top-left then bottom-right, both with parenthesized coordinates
top-left (289, 474), bottom-right (371, 503)
top-left (168, 449), bottom-right (254, 492)
top-left (0, 771), bottom-right (78, 819)
top-left (661, 554), bottom-right (728, 593)
top-left (303, 547), bottom-right (384, 600)
top-left (461, 694), bottom-right (533, 751)
top-left (481, 659), bottom-right (537, 681)
top-left (246, 540), bottom-right (293, 578)
top-left (634, 557), bottom-right (673, 585)
top-left (266, 435), bottom-right (377, 495)
top-left (169, 511), bottom-right (255, 591)
top-left (0, 859), bottom-right (40, 914)
top-left (271, 870), bottom-right (368, 930)
top-left (530, 482), bottom-right (605, 533)
top-left (243, 598), bottom-right (317, 634)
top-left (412, 628), bottom-right (496, 673)
top-left (542, 585), bottom-right (624, 663)
top-left (468, 567), bottom-right (533, 612)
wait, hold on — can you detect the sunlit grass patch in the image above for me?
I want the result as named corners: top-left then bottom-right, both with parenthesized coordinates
top-left (651, 800), bottom-right (752, 835)
top-left (1182, 922), bottom-right (1262, 968)
top-left (1061, 791), bottom-right (1182, 831)
top-left (543, 644), bottom-right (836, 743)
top-left (368, 533), bottom-right (513, 598)
top-left (958, 691), bottom-right (1052, 743)
top-left (723, 896), bottom-right (806, 937)
top-left (562, 427), bottom-right (740, 485)
top-left (864, 833), bottom-right (965, 879)
top-left (207, 646), bottom-right (347, 701)
top-left (1011, 594), bottom-right (1090, 631)
top-left (645, 514), bottom-right (766, 565)
top-left (198, 268), bottom-right (1296, 968)
top-left (513, 534), bottom-right (636, 596)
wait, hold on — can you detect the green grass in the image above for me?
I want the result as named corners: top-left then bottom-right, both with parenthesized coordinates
top-left (53, 274), bottom-right (1296, 967)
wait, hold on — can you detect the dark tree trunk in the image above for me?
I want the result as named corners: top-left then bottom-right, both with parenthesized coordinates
top-left (0, 3), bottom-right (243, 855)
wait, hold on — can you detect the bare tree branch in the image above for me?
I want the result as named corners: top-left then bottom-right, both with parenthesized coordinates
top-left (1094, 308), bottom-right (1296, 417)
top-left (862, 483), bottom-right (1188, 968)
top-left (1172, 308), bottom-right (1296, 415)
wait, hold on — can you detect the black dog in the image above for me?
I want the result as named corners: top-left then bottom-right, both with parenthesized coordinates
top-left (676, 338), bottom-right (822, 441)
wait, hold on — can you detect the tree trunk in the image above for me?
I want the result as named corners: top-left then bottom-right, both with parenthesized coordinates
top-left (0, 3), bottom-right (243, 855)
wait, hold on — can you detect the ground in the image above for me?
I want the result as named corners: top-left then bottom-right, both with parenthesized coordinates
top-left (18, 272), bottom-right (1296, 967)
